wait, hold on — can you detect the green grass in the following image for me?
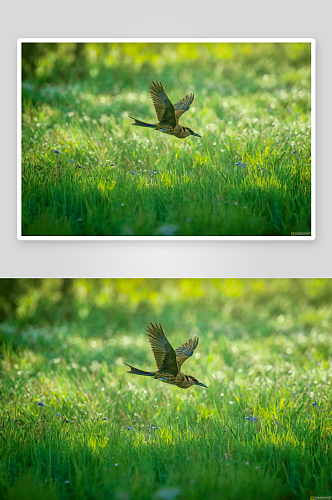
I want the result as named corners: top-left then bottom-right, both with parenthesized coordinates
top-left (21, 43), bottom-right (312, 236)
top-left (1, 278), bottom-right (332, 499)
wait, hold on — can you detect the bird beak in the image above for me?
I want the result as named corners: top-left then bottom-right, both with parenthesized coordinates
top-left (191, 132), bottom-right (202, 138)
top-left (195, 381), bottom-right (208, 388)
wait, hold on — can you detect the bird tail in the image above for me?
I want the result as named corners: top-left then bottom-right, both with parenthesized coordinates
top-left (129, 116), bottom-right (156, 128)
top-left (123, 363), bottom-right (155, 377)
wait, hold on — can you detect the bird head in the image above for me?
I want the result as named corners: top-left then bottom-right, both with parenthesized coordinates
top-left (187, 375), bottom-right (208, 388)
top-left (183, 127), bottom-right (202, 139)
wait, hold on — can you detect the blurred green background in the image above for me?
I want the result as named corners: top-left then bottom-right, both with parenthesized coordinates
top-left (22, 42), bottom-right (311, 135)
top-left (1, 278), bottom-right (330, 345)
top-left (21, 43), bottom-right (312, 236)
top-left (22, 42), bottom-right (311, 97)
top-left (1, 278), bottom-right (331, 406)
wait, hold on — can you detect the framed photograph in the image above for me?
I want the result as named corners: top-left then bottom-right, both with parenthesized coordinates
top-left (18, 39), bottom-right (315, 239)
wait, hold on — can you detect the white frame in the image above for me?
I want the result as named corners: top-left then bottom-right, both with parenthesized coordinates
top-left (17, 38), bottom-right (316, 240)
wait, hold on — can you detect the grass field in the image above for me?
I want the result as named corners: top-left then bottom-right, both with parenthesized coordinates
top-left (1, 278), bottom-right (331, 499)
top-left (21, 42), bottom-right (312, 236)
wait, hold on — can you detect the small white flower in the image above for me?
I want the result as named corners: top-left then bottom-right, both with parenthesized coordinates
top-left (234, 202), bottom-right (238, 205)
top-left (121, 204), bottom-right (124, 206)
top-left (245, 462), bottom-right (249, 465)
top-left (115, 463), bottom-right (118, 467)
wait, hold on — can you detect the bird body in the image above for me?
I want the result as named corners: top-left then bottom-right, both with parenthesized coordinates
top-left (129, 81), bottom-right (202, 139)
top-left (124, 322), bottom-right (207, 389)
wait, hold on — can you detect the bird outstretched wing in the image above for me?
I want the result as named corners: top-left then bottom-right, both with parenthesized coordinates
top-left (146, 322), bottom-right (178, 376)
top-left (175, 336), bottom-right (199, 370)
top-left (149, 82), bottom-right (176, 128)
top-left (173, 93), bottom-right (194, 123)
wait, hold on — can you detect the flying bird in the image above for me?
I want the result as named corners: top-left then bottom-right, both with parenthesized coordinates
top-left (129, 81), bottom-right (202, 139)
top-left (124, 322), bottom-right (207, 389)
